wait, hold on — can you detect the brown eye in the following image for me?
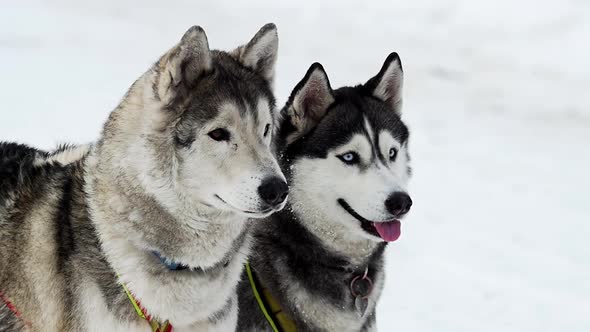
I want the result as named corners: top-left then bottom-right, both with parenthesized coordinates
top-left (208, 128), bottom-right (230, 141)
top-left (263, 124), bottom-right (271, 137)
top-left (389, 147), bottom-right (397, 161)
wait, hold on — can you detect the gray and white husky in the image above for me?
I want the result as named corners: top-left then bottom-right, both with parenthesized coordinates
top-left (237, 53), bottom-right (412, 332)
top-left (0, 23), bottom-right (287, 332)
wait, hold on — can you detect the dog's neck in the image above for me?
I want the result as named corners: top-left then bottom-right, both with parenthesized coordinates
top-left (258, 207), bottom-right (386, 272)
top-left (249, 208), bottom-right (386, 331)
top-left (83, 143), bottom-right (252, 326)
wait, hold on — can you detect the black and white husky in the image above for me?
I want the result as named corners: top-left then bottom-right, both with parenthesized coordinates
top-left (237, 53), bottom-right (412, 332)
top-left (0, 24), bottom-right (287, 331)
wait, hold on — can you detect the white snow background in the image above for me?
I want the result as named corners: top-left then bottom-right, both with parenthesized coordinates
top-left (1, 0), bottom-right (589, 331)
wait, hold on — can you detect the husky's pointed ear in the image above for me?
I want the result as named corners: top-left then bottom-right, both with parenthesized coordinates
top-left (365, 52), bottom-right (403, 113)
top-left (158, 26), bottom-right (212, 98)
top-left (232, 23), bottom-right (278, 83)
top-left (284, 63), bottom-right (335, 144)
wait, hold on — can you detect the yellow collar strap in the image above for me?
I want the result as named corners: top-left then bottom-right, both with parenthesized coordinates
top-left (118, 274), bottom-right (172, 332)
top-left (245, 262), bottom-right (297, 332)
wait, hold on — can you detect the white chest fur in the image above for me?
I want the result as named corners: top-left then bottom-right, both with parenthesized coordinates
top-left (285, 269), bottom-right (384, 332)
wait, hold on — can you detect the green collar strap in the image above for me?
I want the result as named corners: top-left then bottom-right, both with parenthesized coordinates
top-left (118, 274), bottom-right (172, 332)
top-left (245, 262), bottom-right (297, 332)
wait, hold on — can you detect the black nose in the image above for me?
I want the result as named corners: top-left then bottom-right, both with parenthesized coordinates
top-left (258, 177), bottom-right (289, 207)
top-left (385, 192), bottom-right (412, 216)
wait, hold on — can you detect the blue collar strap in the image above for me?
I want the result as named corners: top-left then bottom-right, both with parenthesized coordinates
top-left (152, 251), bottom-right (187, 271)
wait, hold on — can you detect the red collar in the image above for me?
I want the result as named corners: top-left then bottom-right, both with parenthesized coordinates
top-left (0, 290), bottom-right (32, 328)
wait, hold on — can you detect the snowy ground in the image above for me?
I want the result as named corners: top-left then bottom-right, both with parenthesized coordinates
top-left (1, 0), bottom-right (589, 331)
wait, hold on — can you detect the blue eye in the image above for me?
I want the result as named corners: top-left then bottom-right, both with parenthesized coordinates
top-left (338, 152), bottom-right (360, 165)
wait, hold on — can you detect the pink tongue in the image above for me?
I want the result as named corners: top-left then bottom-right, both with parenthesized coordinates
top-left (373, 220), bottom-right (401, 242)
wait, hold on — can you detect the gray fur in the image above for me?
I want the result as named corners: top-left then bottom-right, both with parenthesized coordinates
top-left (0, 302), bottom-right (26, 332)
top-left (0, 24), bottom-right (283, 332)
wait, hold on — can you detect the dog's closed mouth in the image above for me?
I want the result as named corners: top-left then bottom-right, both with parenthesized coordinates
top-left (215, 195), bottom-right (273, 216)
top-left (337, 199), bottom-right (401, 242)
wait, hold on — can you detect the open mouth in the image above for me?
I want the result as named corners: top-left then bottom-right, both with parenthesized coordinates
top-left (337, 199), bottom-right (401, 242)
top-left (215, 195), bottom-right (274, 216)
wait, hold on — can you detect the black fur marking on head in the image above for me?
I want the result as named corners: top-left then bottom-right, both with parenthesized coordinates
top-left (172, 51), bottom-right (276, 149)
top-left (282, 84), bottom-right (409, 166)
top-left (280, 53), bottom-right (407, 165)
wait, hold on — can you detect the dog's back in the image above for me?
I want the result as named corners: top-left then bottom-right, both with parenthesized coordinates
top-left (0, 142), bottom-right (40, 331)
top-left (0, 142), bottom-right (83, 266)
top-left (0, 142), bottom-right (91, 331)
top-left (0, 142), bottom-right (51, 267)
top-left (0, 142), bottom-right (43, 200)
